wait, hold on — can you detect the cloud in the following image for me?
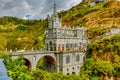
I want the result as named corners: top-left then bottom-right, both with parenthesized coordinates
top-left (0, 0), bottom-right (82, 20)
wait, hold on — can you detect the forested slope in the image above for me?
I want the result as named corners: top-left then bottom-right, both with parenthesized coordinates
top-left (61, 1), bottom-right (120, 38)
top-left (0, 17), bottom-right (47, 51)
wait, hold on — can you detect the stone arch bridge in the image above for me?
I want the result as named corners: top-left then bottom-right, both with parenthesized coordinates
top-left (12, 51), bottom-right (57, 72)
top-left (11, 51), bottom-right (85, 74)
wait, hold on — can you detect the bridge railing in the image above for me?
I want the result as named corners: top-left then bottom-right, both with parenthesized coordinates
top-left (5, 50), bottom-right (87, 56)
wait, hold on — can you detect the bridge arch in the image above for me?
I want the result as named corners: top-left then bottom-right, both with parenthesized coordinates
top-left (36, 55), bottom-right (56, 69)
top-left (35, 54), bottom-right (56, 64)
top-left (30, 53), bottom-right (57, 72)
top-left (11, 55), bottom-right (33, 69)
top-left (44, 55), bottom-right (56, 65)
top-left (12, 52), bottom-right (57, 72)
top-left (23, 58), bottom-right (32, 68)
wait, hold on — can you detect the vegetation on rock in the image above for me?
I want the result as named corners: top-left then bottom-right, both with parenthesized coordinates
top-left (84, 34), bottom-right (120, 79)
top-left (0, 17), bottom-right (47, 51)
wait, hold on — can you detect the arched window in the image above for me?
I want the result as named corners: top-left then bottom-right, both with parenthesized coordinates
top-left (46, 43), bottom-right (48, 51)
top-left (66, 55), bottom-right (70, 64)
top-left (49, 41), bottom-right (53, 51)
top-left (58, 44), bottom-right (60, 51)
top-left (78, 42), bottom-right (81, 50)
top-left (70, 43), bottom-right (72, 48)
top-left (66, 43), bottom-right (69, 48)
top-left (72, 67), bottom-right (74, 70)
top-left (62, 44), bottom-right (64, 51)
top-left (72, 72), bottom-right (75, 74)
top-left (67, 73), bottom-right (69, 75)
top-left (66, 43), bottom-right (69, 51)
top-left (54, 43), bottom-right (56, 51)
top-left (67, 68), bottom-right (69, 71)
top-left (76, 54), bottom-right (80, 62)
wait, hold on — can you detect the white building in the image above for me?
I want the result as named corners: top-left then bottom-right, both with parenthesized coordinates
top-left (45, 0), bottom-right (88, 75)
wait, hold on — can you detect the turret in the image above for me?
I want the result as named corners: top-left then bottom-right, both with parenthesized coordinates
top-left (48, 0), bottom-right (62, 29)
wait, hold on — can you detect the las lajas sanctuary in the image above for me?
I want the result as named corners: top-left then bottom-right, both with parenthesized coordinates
top-left (45, 0), bottom-right (88, 75)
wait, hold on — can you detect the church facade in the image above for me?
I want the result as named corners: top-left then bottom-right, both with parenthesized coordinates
top-left (45, 0), bottom-right (88, 74)
top-left (45, 1), bottom-right (88, 52)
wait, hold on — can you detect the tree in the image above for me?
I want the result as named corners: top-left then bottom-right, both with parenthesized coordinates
top-left (94, 60), bottom-right (114, 76)
top-left (4, 54), bottom-right (33, 80)
top-left (32, 69), bottom-right (52, 80)
top-left (0, 35), bottom-right (7, 51)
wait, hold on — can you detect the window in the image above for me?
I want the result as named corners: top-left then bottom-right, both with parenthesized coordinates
top-left (67, 68), bottom-right (69, 71)
top-left (76, 54), bottom-right (80, 62)
top-left (62, 44), bottom-right (64, 51)
top-left (46, 43), bottom-right (48, 50)
top-left (49, 41), bottom-right (53, 51)
top-left (54, 43), bottom-right (56, 51)
top-left (66, 55), bottom-right (70, 64)
top-left (72, 72), bottom-right (75, 74)
top-left (72, 67), bottom-right (74, 70)
top-left (66, 43), bottom-right (70, 51)
top-left (66, 43), bottom-right (69, 48)
top-left (72, 43), bottom-right (75, 48)
top-left (58, 44), bottom-right (60, 51)
top-left (75, 43), bottom-right (77, 47)
top-left (74, 31), bottom-right (77, 37)
top-left (67, 73), bottom-right (69, 75)
top-left (78, 42), bottom-right (81, 50)
top-left (70, 43), bottom-right (72, 48)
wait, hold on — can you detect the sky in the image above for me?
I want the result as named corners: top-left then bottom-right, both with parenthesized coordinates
top-left (0, 0), bottom-right (82, 20)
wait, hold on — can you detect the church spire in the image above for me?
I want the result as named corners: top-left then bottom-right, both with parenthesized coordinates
top-left (53, 0), bottom-right (56, 14)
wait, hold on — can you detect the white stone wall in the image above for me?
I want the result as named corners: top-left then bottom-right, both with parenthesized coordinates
top-left (110, 28), bottom-right (120, 35)
top-left (45, 27), bottom-right (88, 52)
top-left (58, 52), bottom-right (85, 75)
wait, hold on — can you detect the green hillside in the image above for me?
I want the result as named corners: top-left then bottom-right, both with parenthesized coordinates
top-left (80, 34), bottom-right (120, 80)
top-left (61, 1), bottom-right (120, 38)
top-left (0, 17), bottom-right (47, 51)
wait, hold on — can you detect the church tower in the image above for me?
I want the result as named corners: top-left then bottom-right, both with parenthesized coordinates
top-left (47, 0), bottom-right (62, 29)
top-left (46, 0), bottom-right (62, 51)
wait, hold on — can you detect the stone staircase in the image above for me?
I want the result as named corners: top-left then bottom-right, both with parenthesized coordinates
top-left (0, 59), bottom-right (12, 80)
